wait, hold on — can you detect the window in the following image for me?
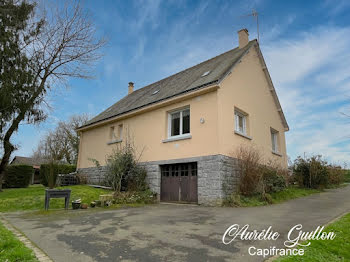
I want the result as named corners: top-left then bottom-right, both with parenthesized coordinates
top-left (108, 124), bottom-right (123, 144)
top-left (109, 126), bottom-right (116, 140)
top-left (169, 108), bottom-right (190, 137)
top-left (160, 162), bottom-right (197, 177)
top-left (271, 129), bottom-right (279, 153)
top-left (118, 124), bottom-right (123, 140)
top-left (234, 110), bottom-right (247, 135)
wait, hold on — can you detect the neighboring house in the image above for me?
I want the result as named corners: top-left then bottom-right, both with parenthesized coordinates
top-left (76, 29), bottom-right (289, 205)
top-left (10, 156), bottom-right (48, 184)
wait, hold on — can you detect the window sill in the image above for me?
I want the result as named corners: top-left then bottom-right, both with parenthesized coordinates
top-left (234, 131), bottom-right (252, 140)
top-left (162, 134), bottom-right (192, 143)
top-left (272, 150), bottom-right (282, 157)
top-left (107, 139), bottom-right (122, 145)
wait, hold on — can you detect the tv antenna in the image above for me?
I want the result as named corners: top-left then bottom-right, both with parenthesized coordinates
top-left (240, 9), bottom-right (259, 43)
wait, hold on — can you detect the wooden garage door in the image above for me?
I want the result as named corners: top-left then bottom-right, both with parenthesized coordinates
top-left (160, 162), bottom-right (198, 203)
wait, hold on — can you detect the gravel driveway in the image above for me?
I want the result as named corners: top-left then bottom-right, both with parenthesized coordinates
top-left (4, 185), bottom-right (350, 262)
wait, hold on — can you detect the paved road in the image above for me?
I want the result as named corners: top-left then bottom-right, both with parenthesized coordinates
top-left (4, 185), bottom-right (350, 262)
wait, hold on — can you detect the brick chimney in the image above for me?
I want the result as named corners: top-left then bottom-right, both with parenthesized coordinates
top-left (128, 82), bottom-right (134, 95)
top-left (238, 28), bottom-right (249, 48)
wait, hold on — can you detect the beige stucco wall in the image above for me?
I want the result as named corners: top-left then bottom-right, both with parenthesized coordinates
top-left (78, 90), bottom-right (220, 168)
top-left (78, 45), bottom-right (288, 169)
top-left (217, 46), bottom-right (287, 167)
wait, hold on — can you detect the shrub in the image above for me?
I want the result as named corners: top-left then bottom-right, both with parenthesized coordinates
top-left (233, 145), bottom-right (287, 196)
top-left (105, 143), bottom-right (148, 192)
top-left (261, 166), bottom-right (287, 194)
top-left (113, 189), bottom-right (156, 204)
top-left (235, 145), bottom-right (262, 196)
top-left (262, 193), bottom-right (273, 204)
top-left (40, 163), bottom-right (76, 188)
top-left (344, 170), bottom-right (350, 183)
top-left (327, 165), bottom-right (344, 185)
top-left (222, 193), bottom-right (241, 207)
top-left (293, 155), bottom-right (346, 189)
top-left (4, 165), bottom-right (34, 188)
top-left (293, 155), bottom-right (329, 189)
top-left (127, 165), bottom-right (148, 191)
top-left (57, 164), bottom-right (76, 175)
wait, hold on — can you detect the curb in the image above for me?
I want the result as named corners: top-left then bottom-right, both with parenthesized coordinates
top-left (0, 216), bottom-right (53, 262)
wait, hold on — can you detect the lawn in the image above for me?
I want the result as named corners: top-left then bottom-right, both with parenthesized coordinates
top-left (276, 213), bottom-right (350, 261)
top-left (344, 170), bottom-right (350, 183)
top-left (0, 185), bottom-right (111, 212)
top-left (224, 187), bottom-right (321, 207)
top-left (0, 221), bottom-right (38, 262)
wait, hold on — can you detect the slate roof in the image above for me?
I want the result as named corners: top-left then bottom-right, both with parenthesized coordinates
top-left (81, 40), bottom-right (257, 129)
top-left (10, 156), bottom-right (48, 166)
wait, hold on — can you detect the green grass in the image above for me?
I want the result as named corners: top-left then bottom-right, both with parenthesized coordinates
top-left (270, 187), bottom-right (321, 204)
top-left (0, 185), bottom-right (111, 212)
top-left (276, 213), bottom-right (350, 261)
top-left (224, 187), bottom-right (322, 207)
top-left (0, 221), bottom-right (38, 262)
top-left (241, 187), bottom-right (321, 207)
top-left (344, 170), bottom-right (350, 183)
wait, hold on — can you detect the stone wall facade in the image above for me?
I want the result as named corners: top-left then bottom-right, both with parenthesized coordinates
top-left (77, 154), bottom-right (240, 205)
top-left (77, 166), bottom-right (108, 185)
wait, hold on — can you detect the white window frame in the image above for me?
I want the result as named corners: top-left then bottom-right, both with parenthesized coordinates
top-left (271, 129), bottom-right (279, 153)
top-left (167, 107), bottom-right (190, 139)
top-left (234, 110), bottom-right (247, 135)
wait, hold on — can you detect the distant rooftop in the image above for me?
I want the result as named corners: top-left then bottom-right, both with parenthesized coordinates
top-left (11, 156), bottom-right (49, 167)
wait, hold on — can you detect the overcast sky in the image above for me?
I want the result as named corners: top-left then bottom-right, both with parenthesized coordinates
top-left (13, 0), bottom-right (350, 166)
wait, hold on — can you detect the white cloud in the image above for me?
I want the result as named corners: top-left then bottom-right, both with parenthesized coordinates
top-left (264, 27), bottom-right (350, 86)
top-left (322, 0), bottom-right (350, 16)
top-left (263, 26), bottom-right (350, 164)
top-left (131, 0), bottom-right (162, 31)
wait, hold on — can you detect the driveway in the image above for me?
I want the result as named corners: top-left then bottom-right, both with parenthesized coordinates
top-left (4, 185), bottom-right (350, 262)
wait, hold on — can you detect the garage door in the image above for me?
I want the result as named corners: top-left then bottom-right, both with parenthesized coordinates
top-left (160, 162), bottom-right (198, 203)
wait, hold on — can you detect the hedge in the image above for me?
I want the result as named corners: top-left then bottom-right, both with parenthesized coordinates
top-left (4, 165), bottom-right (34, 188)
top-left (40, 164), bottom-right (76, 187)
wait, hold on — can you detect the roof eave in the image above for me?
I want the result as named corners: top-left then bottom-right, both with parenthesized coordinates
top-left (216, 39), bottom-right (289, 131)
top-left (254, 42), bottom-right (289, 131)
top-left (76, 82), bottom-right (219, 131)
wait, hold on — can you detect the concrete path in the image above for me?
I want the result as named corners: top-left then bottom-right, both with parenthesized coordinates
top-left (4, 185), bottom-right (350, 262)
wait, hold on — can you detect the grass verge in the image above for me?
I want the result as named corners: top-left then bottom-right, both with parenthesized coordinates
top-left (276, 213), bottom-right (350, 261)
top-left (0, 221), bottom-right (38, 262)
top-left (0, 185), bottom-right (110, 212)
top-left (344, 170), bottom-right (350, 183)
top-left (223, 187), bottom-right (322, 207)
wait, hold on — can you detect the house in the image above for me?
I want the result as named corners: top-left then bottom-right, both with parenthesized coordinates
top-left (10, 156), bottom-right (48, 184)
top-left (76, 29), bottom-right (289, 205)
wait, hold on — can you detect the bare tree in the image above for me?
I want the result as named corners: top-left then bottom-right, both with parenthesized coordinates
top-left (32, 113), bottom-right (89, 164)
top-left (0, 1), bottom-right (106, 191)
top-left (60, 114), bottom-right (89, 163)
